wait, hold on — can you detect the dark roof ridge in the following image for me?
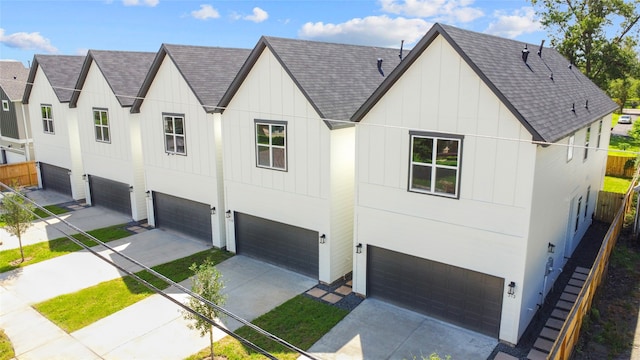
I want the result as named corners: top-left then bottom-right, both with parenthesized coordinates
top-left (23, 54), bottom-right (85, 104)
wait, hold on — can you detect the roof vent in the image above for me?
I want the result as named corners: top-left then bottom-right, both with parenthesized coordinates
top-left (585, 100), bottom-right (589, 109)
top-left (537, 40), bottom-right (545, 57)
top-left (522, 44), bottom-right (530, 63)
top-left (568, 63), bottom-right (572, 69)
top-left (399, 40), bottom-right (404, 61)
top-left (549, 72), bottom-right (554, 81)
top-left (377, 58), bottom-right (384, 77)
top-left (571, 103), bottom-right (576, 113)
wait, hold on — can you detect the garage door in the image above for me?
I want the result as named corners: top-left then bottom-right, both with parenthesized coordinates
top-left (40, 163), bottom-right (72, 196)
top-left (153, 192), bottom-right (212, 242)
top-left (88, 175), bottom-right (131, 215)
top-left (235, 212), bottom-right (318, 278)
top-left (367, 246), bottom-right (503, 338)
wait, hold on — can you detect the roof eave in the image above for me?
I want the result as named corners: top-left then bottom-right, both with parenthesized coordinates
top-left (131, 45), bottom-right (168, 114)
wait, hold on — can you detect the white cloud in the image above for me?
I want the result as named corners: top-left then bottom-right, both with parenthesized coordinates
top-left (244, 7), bottom-right (269, 23)
top-left (299, 15), bottom-right (430, 47)
top-left (75, 48), bottom-right (89, 56)
top-left (485, 7), bottom-right (542, 38)
top-left (122, 0), bottom-right (158, 7)
top-left (380, 0), bottom-right (483, 23)
top-left (0, 28), bottom-right (58, 53)
top-left (191, 4), bottom-right (220, 20)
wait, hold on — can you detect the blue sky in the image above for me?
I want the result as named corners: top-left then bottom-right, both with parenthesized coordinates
top-left (0, 0), bottom-right (545, 67)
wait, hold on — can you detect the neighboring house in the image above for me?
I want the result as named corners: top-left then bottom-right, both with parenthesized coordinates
top-left (350, 23), bottom-right (617, 344)
top-left (131, 44), bottom-right (251, 246)
top-left (0, 60), bottom-right (33, 164)
top-left (69, 50), bottom-right (155, 220)
top-left (217, 36), bottom-right (400, 283)
top-left (22, 55), bottom-right (86, 199)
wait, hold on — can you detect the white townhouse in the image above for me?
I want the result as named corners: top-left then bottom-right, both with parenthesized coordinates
top-left (350, 23), bottom-right (617, 344)
top-left (217, 37), bottom-right (401, 283)
top-left (0, 61), bottom-right (33, 164)
top-left (69, 50), bottom-right (155, 221)
top-left (23, 55), bottom-right (86, 199)
top-left (130, 44), bottom-right (251, 246)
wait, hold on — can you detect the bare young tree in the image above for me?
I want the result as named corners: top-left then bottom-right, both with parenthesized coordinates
top-left (1, 189), bottom-right (34, 263)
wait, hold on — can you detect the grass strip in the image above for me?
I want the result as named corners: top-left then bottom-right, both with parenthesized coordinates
top-left (0, 329), bottom-right (15, 360)
top-left (603, 176), bottom-right (633, 194)
top-left (0, 224), bottom-right (132, 273)
top-left (186, 295), bottom-right (349, 360)
top-left (32, 204), bottom-right (70, 219)
top-left (34, 249), bottom-right (232, 333)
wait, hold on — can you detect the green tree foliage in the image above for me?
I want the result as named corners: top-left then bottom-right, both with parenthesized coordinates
top-left (1, 190), bottom-right (34, 263)
top-left (609, 78), bottom-right (637, 111)
top-left (182, 259), bottom-right (226, 360)
top-left (530, 0), bottom-right (640, 89)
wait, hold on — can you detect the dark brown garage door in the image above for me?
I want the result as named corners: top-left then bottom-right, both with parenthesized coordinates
top-left (88, 175), bottom-right (131, 215)
top-left (235, 212), bottom-right (318, 278)
top-left (367, 246), bottom-right (503, 338)
top-left (153, 192), bottom-right (212, 243)
top-left (40, 163), bottom-right (72, 196)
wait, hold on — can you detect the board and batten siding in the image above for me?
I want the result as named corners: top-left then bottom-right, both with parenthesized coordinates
top-left (138, 56), bottom-right (225, 247)
top-left (353, 34), bottom-right (537, 344)
top-left (75, 64), bottom-right (144, 220)
top-left (26, 68), bottom-right (85, 200)
top-left (222, 46), bottom-right (354, 284)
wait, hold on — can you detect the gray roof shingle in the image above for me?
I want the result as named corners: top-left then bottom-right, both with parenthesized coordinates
top-left (219, 36), bottom-right (402, 128)
top-left (132, 44), bottom-right (251, 113)
top-left (23, 55), bottom-right (85, 104)
top-left (70, 50), bottom-right (155, 107)
top-left (0, 61), bottom-right (29, 101)
top-left (354, 23), bottom-right (618, 143)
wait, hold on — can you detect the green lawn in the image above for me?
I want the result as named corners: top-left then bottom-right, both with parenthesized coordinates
top-left (34, 249), bottom-right (233, 332)
top-left (608, 134), bottom-right (640, 157)
top-left (0, 224), bottom-right (132, 273)
top-left (186, 295), bottom-right (349, 360)
top-left (603, 176), bottom-right (633, 194)
top-left (32, 204), bottom-right (69, 219)
top-left (0, 329), bottom-right (14, 360)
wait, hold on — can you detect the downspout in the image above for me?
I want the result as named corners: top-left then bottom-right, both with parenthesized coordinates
top-left (20, 102), bottom-right (32, 161)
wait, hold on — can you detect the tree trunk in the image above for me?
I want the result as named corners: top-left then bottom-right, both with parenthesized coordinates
top-left (209, 325), bottom-right (214, 359)
top-left (18, 233), bottom-right (24, 263)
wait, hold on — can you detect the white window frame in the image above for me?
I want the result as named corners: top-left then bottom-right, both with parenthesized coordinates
top-left (41, 104), bottom-right (54, 134)
top-left (93, 108), bottom-right (110, 143)
top-left (583, 127), bottom-right (590, 161)
top-left (575, 196), bottom-right (582, 232)
top-left (2, 100), bottom-right (9, 111)
top-left (567, 135), bottom-right (575, 162)
top-left (163, 114), bottom-right (186, 155)
top-left (596, 120), bottom-right (603, 149)
top-left (255, 120), bottom-right (287, 171)
top-left (408, 131), bottom-right (463, 198)
top-left (585, 186), bottom-right (591, 219)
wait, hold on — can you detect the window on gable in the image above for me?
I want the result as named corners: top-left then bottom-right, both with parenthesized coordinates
top-left (575, 196), bottom-right (582, 232)
top-left (2, 100), bottom-right (9, 111)
top-left (255, 120), bottom-right (287, 171)
top-left (409, 132), bottom-right (462, 198)
top-left (93, 108), bottom-right (110, 143)
top-left (41, 104), bottom-right (54, 134)
top-left (585, 186), bottom-right (591, 219)
top-left (584, 127), bottom-right (590, 160)
top-left (596, 120), bottom-right (603, 149)
top-left (164, 114), bottom-right (186, 155)
top-left (567, 135), bottom-right (575, 161)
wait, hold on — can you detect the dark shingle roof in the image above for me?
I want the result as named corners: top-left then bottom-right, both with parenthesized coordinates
top-left (354, 23), bottom-right (618, 143)
top-left (0, 61), bottom-right (29, 101)
top-left (131, 44), bottom-right (251, 113)
top-left (219, 36), bottom-right (401, 128)
top-left (23, 55), bottom-right (85, 104)
top-left (70, 50), bottom-right (155, 107)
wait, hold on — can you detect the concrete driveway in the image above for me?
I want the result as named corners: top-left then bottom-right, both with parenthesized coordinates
top-left (305, 299), bottom-right (497, 360)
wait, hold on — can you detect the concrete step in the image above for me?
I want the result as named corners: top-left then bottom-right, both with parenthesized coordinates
top-left (556, 300), bottom-right (574, 311)
top-left (560, 292), bottom-right (578, 303)
top-left (551, 308), bottom-right (569, 320)
top-left (540, 326), bottom-right (559, 341)
top-left (568, 278), bottom-right (585, 287)
top-left (534, 337), bottom-right (554, 352)
top-left (546, 317), bottom-right (564, 330)
top-left (575, 266), bottom-right (590, 274)
top-left (565, 285), bottom-right (582, 295)
top-left (572, 272), bottom-right (588, 281)
top-left (494, 352), bottom-right (519, 360)
top-left (527, 348), bottom-right (549, 360)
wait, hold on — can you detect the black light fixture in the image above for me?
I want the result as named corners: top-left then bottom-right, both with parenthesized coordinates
top-left (145, 190), bottom-right (150, 198)
top-left (319, 234), bottom-right (326, 244)
top-left (356, 243), bottom-right (363, 254)
top-left (225, 210), bottom-right (231, 219)
top-left (210, 207), bottom-right (216, 215)
top-left (82, 174), bottom-right (87, 180)
top-left (548, 242), bottom-right (556, 253)
top-left (129, 185), bottom-right (134, 193)
top-left (508, 281), bottom-right (516, 297)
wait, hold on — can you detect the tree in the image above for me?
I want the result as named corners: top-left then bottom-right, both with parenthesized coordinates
top-left (530, 0), bottom-right (640, 89)
top-left (609, 78), bottom-right (636, 111)
top-left (1, 190), bottom-right (34, 263)
top-left (183, 259), bottom-right (226, 360)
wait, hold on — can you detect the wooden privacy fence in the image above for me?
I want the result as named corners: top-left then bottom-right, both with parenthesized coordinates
top-left (595, 191), bottom-right (625, 222)
top-left (607, 155), bottom-right (636, 177)
top-left (548, 170), bottom-right (638, 360)
top-left (0, 161), bottom-right (38, 189)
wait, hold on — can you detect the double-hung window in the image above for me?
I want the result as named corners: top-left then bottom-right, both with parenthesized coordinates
top-left (2, 100), bottom-right (9, 111)
top-left (164, 114), bottom-right (186, 155)
top-left (567, 135), bottom-right (575, 161)
top-left (93, 108), bottom-right (110, 143)
top-left (596, 120), bottom-right (603, 149)
top-left (255, 120), bottom-right (287, 171)
top-left (409, 132), bottom-right (462, 198)
top-left (583, 127), bottom-right (590, 160)
top-left (41, 105), bottom-right (54, 134)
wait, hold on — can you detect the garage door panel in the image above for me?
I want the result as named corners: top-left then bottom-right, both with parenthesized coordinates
top-left (235, 213), bottom-right (318, 278)
top-left (89, 176), bottom-right (131, 215)
top-left (153, 192), bottom-right (212, 243)
top-left (40, 163), bottom-right (71, 195)
top-left (367, 246), bottom-right (503, 338)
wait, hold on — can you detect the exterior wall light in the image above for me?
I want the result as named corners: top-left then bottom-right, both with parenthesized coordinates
top-left (210, 207), bottom-right (216, 215)
top-left (129, 185), bottom-right (134, 193)
top-left (319, 234), bottom-right (326, 244)
top-left (548, 242), bottom-right (556, 253)
top-left (356, 243), bottom-right (362, 254)
top-left (145, 190), bottom-right (150, 198)
top-left (225, 210), bottom-right (231, 219)
top-left (508, 281), bottom-right (516, 297)
top-left (82, 174), bottom-right (87, 180)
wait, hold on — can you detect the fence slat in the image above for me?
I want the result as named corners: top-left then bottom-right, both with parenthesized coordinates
top-left (0, 161), bottom-right (38, 189)
top-left (606, 155), bottom-right (635, 177)
top-left (595, 191), bottom-right (625, 222)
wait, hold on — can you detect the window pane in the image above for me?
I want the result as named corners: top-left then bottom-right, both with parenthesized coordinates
top-left (435, 168), bottom-right (457, 195)
top-left (165, 135), bottom-right (175, 152)
top-left (101, 111), bottom-right (108, 125)
top-left (256, 124), bottom-right (270, 144)
top-left (411, 164), bottom-right (431, 191)
top-left (164, 118), bottom-right (173, 133)
top-left (95, 126), bottom-right (102, 140)
top-left (103, 127), bottom-right (109, 142)
top-left (412, 137), bottom-right (433, 164)
top-left (43, 119), bottom-right (49, 132)
top-left (436, 139), bottom-right (459, 166)
top-left (272, 125), bottom-right (285, 146)
top-left (272, 147), bottom-right (285, 169)
top-left (49, 121), bottom-right (54, 133)
top-left (174, 117), bottom-right (184, 134)
top-left (94, 111), bottom-right (100, 124)
top-left (176, 135), bottom-right (185, 153)
top-left (257, 145), bottom-right (270, 166)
